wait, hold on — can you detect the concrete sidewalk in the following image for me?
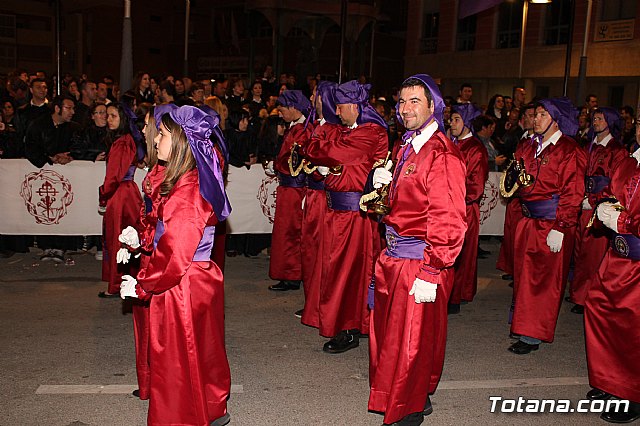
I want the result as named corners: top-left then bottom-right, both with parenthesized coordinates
top-left (0, 239), bottom-right (604, 425)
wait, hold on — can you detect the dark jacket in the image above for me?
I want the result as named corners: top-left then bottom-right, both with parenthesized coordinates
top-left (24, 114), bottom-right (80, 168)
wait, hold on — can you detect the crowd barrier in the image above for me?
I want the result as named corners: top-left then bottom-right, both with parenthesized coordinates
top-left (0, 159), bottom-right (506, 236)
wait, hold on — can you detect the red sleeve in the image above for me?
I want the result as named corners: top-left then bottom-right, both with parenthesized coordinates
top-left (136, 177), bottom-right (214, 294)
top-left (99, 134), bottom-right (136, 206)
top-left (274, 124), bottom-right (312, 175)
top-left (305, 123), bottom-right (387, 167)
top-left (465, 141), bottom-right (489, 204)
top-left (552, 138), bottom-right (585, 231)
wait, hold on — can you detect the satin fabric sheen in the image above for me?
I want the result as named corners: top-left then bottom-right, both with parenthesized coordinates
top-left (369, 130), bottom-right (467, 424)
top-left (269, 122), bottom-right (313, 281)
top-left (511, 135), bottom-right (584, 342)
top-left (571, 141), bottom-right (626, 305)
top-left (137, 169), bottom-right (230, 425)
top-left (451, 135), bottom-right (488, 304)
top-left (305, 122), bottom-right (387, 337)
top-left (585, 156), bottom-right (640, 403)
top-left (99, 134), bottom-right (143, 294)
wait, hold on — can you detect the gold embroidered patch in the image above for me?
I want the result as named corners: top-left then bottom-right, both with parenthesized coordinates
top-left (541, 156), bottom-right (549, 165)
top-left (405, 164), bottom-right (416, 175)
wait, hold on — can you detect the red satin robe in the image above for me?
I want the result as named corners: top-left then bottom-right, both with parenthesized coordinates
top-left (99, 134), bottom-right (143, 294)
top-left (368, 129), bottom-right (467, 424)
top-left (511, 133), bottom-right (584, 342)
top-left (136, 169), bottom-right (230, 426)
top-left (450, 135), bottom-right (488, 304)
top-left (585, 155), bottom-right (640, 403)
top-left (571, 139), bottom-right (626, 305)
top-left (305, 122), bottom-right (387, 337)
top-left (269, 121), bottom-right (313, 281)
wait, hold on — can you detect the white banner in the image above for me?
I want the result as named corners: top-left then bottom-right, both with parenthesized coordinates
top-left (0, 160), bottom-right (506, 236)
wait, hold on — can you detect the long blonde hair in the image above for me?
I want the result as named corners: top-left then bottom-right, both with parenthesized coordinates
top-left (144, 108), bottom-right (158, 168)
top-left (159, 113), bottom-right (196, 196)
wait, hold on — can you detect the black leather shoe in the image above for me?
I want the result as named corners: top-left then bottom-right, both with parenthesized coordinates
top-left (564, 296), bottom-right (573, 303)
top-left (294, 309), bottom-right (303, 318)
top-left (132, 389), bottom-right (140, 397)
top-left (570, 304), bottom-right (584, 314)
top-left (586, 388), bottom-right (612, 400)
top-left (508, 281), bottom-right (514, 288)
top-left (447, 303), bottom-right (460, 315)
top-left (508, 340), bottom-right (539, 355)
top-left (323, 330), bottom-right (359, 354)
top-left (385, 411), bottom-right (425, 425)
top-left (600, 406), bottom-right (640, 423)
top-left (501, 274), bottom-right (513, 280)
top-left (210, 412), bottom-right (231, 426)
top-left (423, 396), bottom-right (433, 416)
top-left (268, 280), bottom-right (300, 291)
top-left (98, 291), bottom-right (119, 299)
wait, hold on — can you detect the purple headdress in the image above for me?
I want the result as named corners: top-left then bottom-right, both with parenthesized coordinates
top-left (592, 106), bottom-right (623, 140)
top-left (198, 104), bottom-right (229, 164)
top-left (537, 97), bottom-right (579, 137)
top-left (395, 74), bottom-right (445, 141)
top-left (277, 90), bottom-right (311, 117)
top-left (334, 80), bottom-right (387, 129)
top-left (169, 106), bottom-right (231, 222)
top-left (451, 103), bottom-right (482, 135)
top-left (154, 104), bottom-right (179, 130)
top-left (317, 80), bottom-right (339, 125)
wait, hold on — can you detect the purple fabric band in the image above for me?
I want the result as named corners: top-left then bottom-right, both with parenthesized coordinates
top-left (144, 195), bottom-right (152, 214)
top-left (521, 194), bottom-right (560, 220)
top-left (122, 165), bottom-right (136, 182)
top-left (278, 173), bottom-right (307, 188)
top-left (326, 191), bottom-right (362, 211)
top-left (153, 220), bottom-right (165, 249)
top-left (384, 225), bottom-right (427, 260)
top-left (611, 233), bottom-right (640, 260)
top-left (193, 226), bottom-right (215, 261)
top-left (585, 175), bottom-right (611, 194)
top-left (367, 279), bottom-right (375, 310)
top-left (307, 179), bottom-right (325, 191)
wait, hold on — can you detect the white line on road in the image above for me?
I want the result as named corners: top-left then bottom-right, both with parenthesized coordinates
top-left (438, 377), bottom-right (589, 390)
top-left (36, 384), bottom-right (244, 394)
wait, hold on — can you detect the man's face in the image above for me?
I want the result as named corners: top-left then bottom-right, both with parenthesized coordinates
top-left (97, 83), bottom-right (108, 100)
top-left (449, 113), bottom-right (466, 138)
top-left (588, 96), bottom-right (598, 110)
top-left (522, 108), bottom-right (535, 130)
top-left (84, 82), bottom-right (97, 101)
top-left (201, 80), bottom-right (212, 96)
top-left (460, 86), bottom-right (472, 102)
top-left (277, 106), bottom-right (298, 123)
top-left (592, 112), bottom-right (608, 134)
top-left (192, 89), bottom-right (204, 102)
top-left (515, 88), bottom-right (526, 104)
top-left (213, 82), bottom-right (226, 97)
top-left (233, 81), bottom-right (244, 96)
top-left (314, 92), bottom-right (324, 119)
top-left (58, 99), bottom-right (75, 122)
top-left (31, 81), bottom-right (48, 102)
top-left (505, 98), bottom-right (513, 111)
top-left (534, 106), bottom-right (554, 134)
top-left (336, 103), bottom-right (359, 127)
top-left (398, 85), bottom-right (433, 131)
top-left (578, 113), bottom-right (589, 130)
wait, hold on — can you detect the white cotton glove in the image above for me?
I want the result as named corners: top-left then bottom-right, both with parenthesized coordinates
top-left (409, 278), bottom-right (438, 303)
top-left (118, 226), bottom-right (140, 249)
top-left (266, 161), bottom-right (275, 174)
top-left (546, 229), bottom-right (564, 253)
top-left (597, 202), bottom-right (621, 232)
top-left (116, 247), bottom-right (131, 264)
top-left (582, 197), bottom-right (592, 211)
top-left (98, 205), bottom-right (106, 215)
top-left (317, 166), bottom-right (330, 176)
top-left (372, 161), bottom-right (394, 189)
top-left (120, 275), bottom-right (138, 299)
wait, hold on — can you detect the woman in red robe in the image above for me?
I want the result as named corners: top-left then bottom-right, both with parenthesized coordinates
top-left (120, 106), bottom-right (232, 426)
top-left (98, 103), bottom-right (144, 297)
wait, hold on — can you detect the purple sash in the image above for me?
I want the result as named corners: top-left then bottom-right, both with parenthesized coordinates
top-left (278, 173), bottom-right (307, 188)
top-left (122, 165), bottom-right (136, 182)
top-left (307, 179), bottom-right (325, 191)
top-left (384, 225), bottom-right (427, 260)
top-left (326, 191), bottom-right (361, 211)
top-left (153, 220), bottom-right (215, 261)
top-left (144, 195), bottom-right (152, 215)
top-left (521, 194), bottom-right (559, 220)
top-left (611, 233), bottom-right (640, 260)
top-left (585, 175), bottom-right (611, 194)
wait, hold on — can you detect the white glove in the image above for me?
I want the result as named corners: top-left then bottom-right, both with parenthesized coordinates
top-left (409, 278), bottom-right (438, 303)
top-left (116, 247), bottom-right (131, 264)
top-left (120, 275), bottom-right (138, 299)
top-left (98, 205), bottom-right (106, 215)
top-left (118, 226), bottom-right (140, 249)
top-left (597, 202), bottom-right (621, 232)
top-left (266, 161), bottom-right (275, 174)
top-left (546, 229), bottom-right (564, 253)
top-left (581, 197), bottom-right (592, 210)
top-left (317, 166), bottom-right (330, 176)
top-left (373, 161), bottom-right (394, 189)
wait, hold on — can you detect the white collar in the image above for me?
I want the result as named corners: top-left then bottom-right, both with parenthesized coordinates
top-left (349, 122), bottom-right (358, 130)
top-left (407, 121), bottom-right (438, 154)
top-left (459, 130), bottom-right (473, 141)
top-left (289, 114), bottom-right (306, 128)
top-left (319, 118), bottom-right (326, 126)
top-left (31, 99), bottom-right (48, 107)
top-left (632, 147), bottom-right (640, 164)
top-left (593, 133), bottom-right (612, 147)
top-left (535, 130), bottom-right (562, 157)
top-left (521, 130), bottom-right (531, 139)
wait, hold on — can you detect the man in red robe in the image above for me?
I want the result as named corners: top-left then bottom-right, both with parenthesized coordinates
top-left (268, 90), bottom-right (313, 291)
top-left (448, 103), bottom-right (488, 314)
top-left (569, 107), bottom-right (626, 314)
top-left (304, 80), bottom-right (388, 353)
top-left (368, 74), bottom-right (467, 425)
top-left (584, 132), bottom-right (640, 424)
top-left (509, 98), bottom-right (584, 355)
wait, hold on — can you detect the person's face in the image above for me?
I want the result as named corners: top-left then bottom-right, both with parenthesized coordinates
top-left (31, 81), bottom-right (48, 101)
top-left (277, 106), bottom-right (296, 123)
top-left (103, 78), bottom-right (114, 88)
top-left (150, 78), bottom-right (158, 92)
top-left (443, 106), bottom-right (451, 121)
top-left (375, 104), bottom-right (385, 117)
top-left (202, 80), bottom-right (211, 96)
top-left (397, 85), bottom-right (434, 131)
top-left (59, 99), bottom-right (75, 122)
top-left (449, 113), bottom-right (466, 138)
top-left (84, 82), bottom-right (97, 100)
top-left (140, 74), bottom-right (150, 90)
top-left (97, 83), bottom-right (108, 100)
top-left (578, 114), bottom-right (589, 129)
top-left (68, 81), bottom-right (79, 95)
top-left (213, 82), bottom-right (225, 97)
top-left (19, 72), bottom-right (28, 82)
top-left (175, 80), bottom-right (185, 94)
top-left (279, 84), bottom-right (288, 96)
top-left (534, 106), bottom-right (554, 134)
top-left (460, 86), bottom-right (472, 101)
top-left (252, 83), bottom-right (262, 97)
top-left (522, 108), bottom-right (535, 130)
top-left (588, 96), bottom-right (598, 110)
top-left (592, 112), bottom-right (608, 134)
top-left (221, 105), bottom-right (228, 121)
top-left (142, 112), bottom-right (150, 136)
top-left (233, 81), bottom-right (244, 96)
top-left (154, 121), bottom-right (172, 161)
top-left (505, 98), bottom-right (513, 111)
top-left (193, 89), bottom-right (204, 102)
top-left (336, 103), bottom-right (359, 127)
top-left (494, 97), bottom-right (504, 109)
top-left (238, 117), bottom-right (249, 132)
top-left (515, 89), bottom-right (526, 104)
top-left (106, 106), bottom-right (120, 130)
top-left (635, 119), bottom-right (640, 143)
top-left (92, 104), bottom-right (107, 127)
top-left (2, 102), bottom-right (15, 119)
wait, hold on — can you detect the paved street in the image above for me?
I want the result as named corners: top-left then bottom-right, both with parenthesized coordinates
top-left (0, 239), bottom-right (605, 425)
